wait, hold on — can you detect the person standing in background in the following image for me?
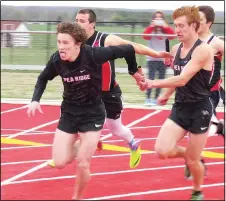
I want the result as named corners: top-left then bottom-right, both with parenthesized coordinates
top-left (143, 11), bottom-right (176, 106)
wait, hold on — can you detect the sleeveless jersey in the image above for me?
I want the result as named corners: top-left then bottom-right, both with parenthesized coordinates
top-left (173, 39), bottom-right (212, 103)
top-left (206, 35), bottom-right (223, 91)
top-left (86, 31), bottom-right (118, 92)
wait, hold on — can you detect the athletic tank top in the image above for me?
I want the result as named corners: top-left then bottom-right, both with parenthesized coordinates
top-left (173, 39), bottom-right (212, 103)
top-left (86, 31), bottom-right (119, 92)
top-left (206, 35), bottom-right (222, 91)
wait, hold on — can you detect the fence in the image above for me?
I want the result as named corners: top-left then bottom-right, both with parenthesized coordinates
top-left (1, 21), bottom-right (225, 68)
top-left (1, 21), bottom-right (225, 105)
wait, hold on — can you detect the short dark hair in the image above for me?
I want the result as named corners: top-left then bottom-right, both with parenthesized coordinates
top-left (57, 22), bottom-right (87, 44)
top-left (198, 5), bottom-right (215, 27)
top-left (77, 9), bottom-right (97, 23)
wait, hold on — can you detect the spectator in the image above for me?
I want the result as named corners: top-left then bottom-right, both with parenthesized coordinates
top-left (143, 10), bottom-right (175, 106)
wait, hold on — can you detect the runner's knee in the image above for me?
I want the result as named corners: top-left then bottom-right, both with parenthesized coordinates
top-left (76, 157), bottom-right (90, 170)
top-left (154, 143), bottom-right (170, 159)
top-left (186, 156), bottom-right (201, 168)
top-left (54, 156), bottom-right (71, 169)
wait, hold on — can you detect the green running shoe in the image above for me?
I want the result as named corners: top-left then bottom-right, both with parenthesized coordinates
top-left (190, 191), bottom-right (204, 200)
top-left (129, 141), bottom-right (141, 168)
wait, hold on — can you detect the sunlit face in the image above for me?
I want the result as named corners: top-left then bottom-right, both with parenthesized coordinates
top-left (197, 11), bottom-right (211, 34)
top-left (75, 13), bottom-right (95, 34)
top-left (57, 33), bottom-right (78, 61)
top-left (174, 16), bottom-right (197, 42)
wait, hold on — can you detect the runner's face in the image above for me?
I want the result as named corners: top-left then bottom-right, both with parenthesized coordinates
top-left (75, 13), bottom-right (95, 34)
top-left (174, 16), bottom-right (196, 42)
top-left (197, 11), bottom-right (211, 34)
top-left (57, 33), bottom-right (78, 61)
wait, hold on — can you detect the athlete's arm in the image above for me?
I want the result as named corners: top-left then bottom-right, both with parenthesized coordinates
top-left (140, 43), bottom-right (213, 89)
top-left (163, 87), bottom-right (176, 97)
top-left (104, 34), bottom-right (172, 59)
top-left (164, 43), bottom-right (180, 68)
top-left (31, 54), bottom-right (59, 102)
top-left (92, 44), bottom-right (139, 75)
top-left (215, 37), bottom-right (224, 55)
top-left (158, 44), bottom-right (178, 98)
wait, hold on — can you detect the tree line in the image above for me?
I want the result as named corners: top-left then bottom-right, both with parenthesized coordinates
top-left (2, 5), bottom-right (224, 23)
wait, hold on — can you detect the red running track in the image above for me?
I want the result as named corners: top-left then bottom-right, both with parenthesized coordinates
top-left (1, 103), bottom-right (225, 200)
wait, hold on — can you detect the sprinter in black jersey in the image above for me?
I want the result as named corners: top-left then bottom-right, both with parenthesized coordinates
top-left (27, 22), bottom-right (144, 200)
top-left (138, 6), bottom-right (214, 200)
top-left (72, 9), bottom-right (172, 169)
top-left (182, 5), bottom-right (225, 181)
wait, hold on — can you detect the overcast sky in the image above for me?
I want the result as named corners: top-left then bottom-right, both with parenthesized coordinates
top-left (1, 1), bottom-right (225, 11)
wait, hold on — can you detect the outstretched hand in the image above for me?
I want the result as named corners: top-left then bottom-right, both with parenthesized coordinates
top-left (138, 79), bottom-right (155, 91)
top-left (27, 101), bottom-right (43, 117)
top-left (138, 79), bottom-right (148, 91)
top-left (132, 66), bottom-right (145, 85)
top-left (164, 56), bottom-right (174, 68)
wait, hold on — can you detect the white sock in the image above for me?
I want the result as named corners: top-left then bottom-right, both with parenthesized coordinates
top-left (208, 123), bottom-right (218, 137)
top-left (105, 117), bottom-right (134, 143)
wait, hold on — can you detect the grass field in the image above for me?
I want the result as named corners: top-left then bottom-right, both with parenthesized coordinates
top-left (1, 69), bottom-right (225, 105)
top-left (1, 70), bottom-right (169, 104)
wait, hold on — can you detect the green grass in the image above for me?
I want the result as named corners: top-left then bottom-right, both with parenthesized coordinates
top-left (1, 70), bottom-right (144, 104)
top-left (2, 70), bottom-right (224, 105)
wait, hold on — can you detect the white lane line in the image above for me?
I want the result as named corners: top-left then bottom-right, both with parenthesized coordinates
top-left (3, 125), bottom-right (223, 137)
top-left (100, 110), bottom-right (162, 141)
top-left (1, 125), bottom-right (163, 137)
top-left (1, 128), bottom-right (54, 133)
top-left (1, 146), bottom-right (224, 165)
top-left (1, 138), bottom-right (224, 151)
top-left (1, 132), bottom-right (54, 137)
top-left (1, 152), bottom-right (155, 166)
top-left (2, 159), bottom-right (49, 166)
top-left (1, 162), bottom-right (224, 185)
top-left (1, 145), bottom-right (52, 150)
top-left (6, 119), bottom-right (59, 139)
top-left (1, 161), bottom-right (49, 186)
top-left (1, 105), bottom-right (28, 114)
top-left (86, 183), bottom-right (224, 200)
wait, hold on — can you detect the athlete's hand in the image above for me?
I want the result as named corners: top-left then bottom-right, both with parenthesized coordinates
top-left (164, 56), bottom-right (174, 68)
top-left (132, 66), bottom-right (145, 84)
top-left (157, 95), bottom-right (169, 105)
top-left (138, 79), bottom-right (149, 91)
top-left (27, 101), bottom-right (43, 117)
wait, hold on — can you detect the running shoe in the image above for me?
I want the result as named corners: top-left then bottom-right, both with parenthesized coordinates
top-left (190, 190), bottom-right (204, 200)
top-left (129, 140), bottom-right (141, 168)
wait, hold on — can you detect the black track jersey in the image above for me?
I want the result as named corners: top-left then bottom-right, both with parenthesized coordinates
top-left (31, 44), bottom-right (138, 105)
top-left (173, 39), bottom-right (212, 103)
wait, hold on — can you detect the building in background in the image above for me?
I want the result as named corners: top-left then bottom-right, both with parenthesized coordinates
top-left (1, 21), bottom-right (31, 48)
